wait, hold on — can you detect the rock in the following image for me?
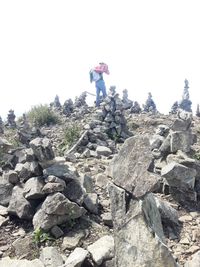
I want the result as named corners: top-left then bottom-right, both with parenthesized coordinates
top-left (0, 215), bottom-right (8, 227)
top-left (40, 246), bottom-right (64, 267)
top-left (30, 137), bottom-right (55, 161)
top-left (62, 230), bottom-right (86, 250)
top-left (50, 225), bottom-right (64, 238)
top-left (184, 251), bottom-right (200, 267)
top-left (161, 162), bottom-right (196, 189)
top-left (109, 183), bottom-right (177, 267)
top-left (101, 212), bottom-right (113, 227)
top-left (154, 196), bottom-right (179, 225)
top-left (24, 177), bottom-right (45, 199)
top-left (43, 163), bottom-right (78, 183)
top-left (33, 193), bottom-right (86, 230)
top-left (0, 257), bottom-right (44, 267)
top-left (96, 146), bottom-right (112, 157)
top-left (15, 161), bottom-right (43, 182)
top-left (2, 170), bottom-right (19, 185)
top-left (0, 183), bottom-right (13, 206)
top-left (64, 180), bottom-right (86, 205)
top-left (170, 131), bottom-right (193, 153)
top-left (83, 193), bottom-right (98, 214)
top-left (0, 205), bottom-right (8, 216)
top-left (60, 247), bottom-right (88, 267)
top-left (87, 235), bottom-right (114, 266)
top-left (12, 236), bottom-right (33, 258)
top-left (109, 135), bottom-right (160, 198)
top-left (8, 185), bottom-right (35, 219)
top-left (179, 215), bottom-right (193, 223)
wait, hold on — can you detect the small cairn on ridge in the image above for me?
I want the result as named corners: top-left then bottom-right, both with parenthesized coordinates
top-left (122, 89), bottom-right (133, 110)
top-left (50, 95), bottom-right (62, 111)
top-left (143, 92), bottom-right (157, 114)
top-left (196, 104), bottom-right (200, 117)
top-left (63, 98), bottom-right (74, 116)
top-left (170, 101), bottom-right (179, 115)
top-left (6, 109), bottom-right (16, 128)
top-left (97, 86), bottom-right (130, 141)
top-left (0, 116), bottom-right (4, 134)
top-left (178, 79), bottom-right (192, 112)
top-left (130, 101), bottom-right (142, 114)
top-left (74, 92), bottom-right (87, 108)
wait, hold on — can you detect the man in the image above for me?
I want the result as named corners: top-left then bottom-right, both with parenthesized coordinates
top-left (91, 62), bottom-right (110, 107)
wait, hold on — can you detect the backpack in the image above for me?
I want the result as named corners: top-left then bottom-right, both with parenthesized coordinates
top-left (89, 70), bottom-right (94, 83)
top-left (89, 69), bottom-right (102, 83)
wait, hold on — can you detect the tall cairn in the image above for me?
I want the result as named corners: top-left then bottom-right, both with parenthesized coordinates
top-left (143, 92), bottom-right (157, 113)
top-left (63, 99), bottom-right (74, 116)
top-left (7, 109), bottom-right (16, 128)
top-left (122, 89), bottom-right (133, 110)
top-left (178, 79), bottom-right (192, 112)
top-left (97, 86), bottom-right (130, 141)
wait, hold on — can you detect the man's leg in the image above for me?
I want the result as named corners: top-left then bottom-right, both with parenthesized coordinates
top-left (99, 80), bottom-right (107, 98)
top-left (95, 82), bottom-right (101, 107)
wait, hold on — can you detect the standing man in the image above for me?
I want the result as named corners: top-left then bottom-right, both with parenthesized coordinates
top-left (90, 62), bottom-right (110, 107)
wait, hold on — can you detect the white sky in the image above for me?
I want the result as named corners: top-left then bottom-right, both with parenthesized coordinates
top-left (0, 0), bottom-right (200, 120)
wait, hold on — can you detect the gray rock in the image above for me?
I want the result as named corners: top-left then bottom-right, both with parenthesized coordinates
top-left (15, 161), bottom-right (43, 182)
top-left (83, 193), bottom-right (98, 214)
top-left (50, 225), bottom-right (64, 238)
top-left (161, 162), bottom-right (196, 189)
top-left (40, 246), bottom-right (64, 267)
top-left (60, 247), bottom-right (88, 267)
top-left (184, 251), bottom-right (200, 267)
top-left (96, 146), bottom-right (112, 157)
top-left (3, 170), bottom-right (19, 185)
top-left (0, 183), bottom-right (13, 206)
top-left (8, 185), bottom-right (35, 219)
top-left (30, 137), bottom-right (55, 161)
top-left (87, 235), bottom-right (114, 266)
top-left (0, 215), bottom-right (8, 227)
top-left (24, 177), bottom-right (45, 199)
top-left (64, 180), bottom-right (86, 205)
top-left (109, 135), bottom-right (160, 198)
top-left (109, 184), bottom-right (177, 267)
top-left (154, 196), bottom-right (179, 225)
top-left (62, 230), bottom-right (86, 250)
top-left (0, 257), bottom-right (44, 267)
top-left (170, 131), bottom-right (193, 153)
top-left (12, 236), bottom-right (33, 258)
top-left (43, 163), bottom-right (78, 183)
top-left (33, 193), bottom-right (86, 230)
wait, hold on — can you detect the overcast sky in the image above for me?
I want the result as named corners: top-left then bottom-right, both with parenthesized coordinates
top-left (0, 0), bottom-right (200, 120)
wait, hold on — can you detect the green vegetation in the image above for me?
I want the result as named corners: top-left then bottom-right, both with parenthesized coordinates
top-left (33, 228), bottom-right (54, 246)
top-left (58, 122), bottom-right (81, 153)
top-left (27, 104), bottom-right (59, 127)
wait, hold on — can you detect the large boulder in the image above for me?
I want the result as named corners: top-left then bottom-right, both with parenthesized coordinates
top-left (30, 137), bottom-right (55, 161)
top-left (109, 184), bottom-right (177, 267)
top-left (33, 193), bottom-right (86, 230)
top-left (109, 135), bottom-right (160, 198)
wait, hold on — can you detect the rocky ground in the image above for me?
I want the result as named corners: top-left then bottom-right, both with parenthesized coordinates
top-left (1, 100), bottom-right (200, 266)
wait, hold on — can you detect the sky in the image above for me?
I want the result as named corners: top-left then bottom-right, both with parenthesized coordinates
top-left (0, 0), bottom-right (200, 120)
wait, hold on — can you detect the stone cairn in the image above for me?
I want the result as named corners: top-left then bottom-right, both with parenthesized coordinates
top-left (122, 89), bottom-right (133, 110)
top-left (74, 92), bottom-right (87, 108)
top-left (130, 101), bottom-right (142, 114)
top-left (50, 95), bottom-right (62, 110)
top-left (196, 104), bottom-right (200, 117)
top-left (7, 109), bottom-right (16, 128)
top-left (97, 86), bottom-right (130, 141)
top-left (143, 92), bottom-right (157, 113)
top-left (150, 109), bottom-right (198, 203)
top-left (170, 101), bottom-right (179, 114)
top-left (63, 98), bottom-right (74, 116)
top-left (178, 79), bottom-right (192, 112)
top-left (0, 116), bottom-right (4, 134)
